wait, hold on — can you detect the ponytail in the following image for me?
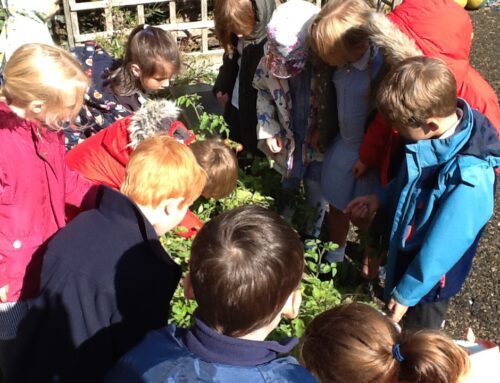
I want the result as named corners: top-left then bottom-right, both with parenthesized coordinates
top-left (302, 303), bottom-right (469, 383)
top-left (396, 331), bottom-right (469, 383)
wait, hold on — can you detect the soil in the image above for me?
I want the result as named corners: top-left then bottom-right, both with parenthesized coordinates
top-left (444, 6), bottom-right (500, 344)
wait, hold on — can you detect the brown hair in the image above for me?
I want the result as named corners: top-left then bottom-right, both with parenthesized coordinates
top-left (110, 24), bottom-right (181, 96)
top-left (302, 303), bottom-right (469, 383)
top-left (310, 0), bottom-right (372, 66)
top-left (377, 56), bottom-right (457, 131)
top-left (121, 135), bottom-right (207, 209)
top-left (189, 139), bottom-right (238, 199)
top-left (214, 0), bottom-right (256, 53)
top-left (189, 205), bottom-right (304, 337)
top-left (1, 43), bottom-right (89, 130)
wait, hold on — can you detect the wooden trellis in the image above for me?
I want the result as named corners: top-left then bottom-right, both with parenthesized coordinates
top-left (61, 0), bottom-right (219, 55)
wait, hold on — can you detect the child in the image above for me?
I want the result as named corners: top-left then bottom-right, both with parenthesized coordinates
top-left (65, 98), bottom-right (238, 237)
top-left (309, 0), bottom-right (387, 262)
top-left (65, 24), bottom-right (181, 149)
top-left (9, 135), bottom-right (207, 382)
top-left (253, 0), bottom-right (327, 240)
top-left (302, 302), bottom-right (470, 383)
top-left (0, 43), bottom-right (97, 371)
top-left (0, 0), bottom-right (59, 68)
top-left (346, 57), bottom-right (500, 330)
top-left (213, 0), bottom-right (275, 156)
top-left (105, 205), bottom-right (317, 383)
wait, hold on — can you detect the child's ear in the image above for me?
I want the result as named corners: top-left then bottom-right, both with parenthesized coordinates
top-left (281, 289), bottom-right (302, 320)
top-left (425, 118), bottom-right (440, 132)
top-left (164, 197), bottom-right (185, 216)
top-left (130, 63), bottom-right (142, 78)
top-left (183, 273), bottom-right (195, 300)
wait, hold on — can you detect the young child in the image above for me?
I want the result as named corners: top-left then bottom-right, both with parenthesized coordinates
top-left (0, 43), bottom-right (97, 372)
top-left (9, 135), bottom-right (207, 382)
top-left (105, 205), bottom-right (317, 383)
top-left (253, 0), bottom-right (327, 240)
top-left (346, 57), bottom-right (500, 330)
top-left (309, 0), bottom-right (387, 262)
top-left (302, 302), bottom-right (470, 383)
top-left (0, 0), bottom-right (59, 68)
top-left (65, 98), bottom-right (238, 237)
top-left (213, 0), bottom-right (275, 156)
top-left (65, 24), bottom-right (181, 149)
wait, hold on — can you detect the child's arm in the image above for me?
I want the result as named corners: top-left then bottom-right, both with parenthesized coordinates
top-left (213, 52), bottom-right (238, 104)
top-left (64, 168), bottom-right (99, 210)
top-left (391, 170), bottom-right (496, 307)
top-left (359, 113), bottom-right (393, 169)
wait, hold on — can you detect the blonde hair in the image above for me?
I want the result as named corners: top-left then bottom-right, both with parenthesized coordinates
top-left (1, 43), bottom-right (89, 130)
top-left (302, 303), bottom-right (469, 383)
top-left (121, 135), bottom-right (207, 209)
top-left (310, 0), bottom-right (373, 66)
top-left (214, 0), bottom-right (256, 53)
top-left (377, 56), bottom-right (457, 131)
top-left (189, 139), bottom-right (238, 200)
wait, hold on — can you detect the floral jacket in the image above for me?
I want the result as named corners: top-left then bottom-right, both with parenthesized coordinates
top-left (253, 56), bottom-right (328, 176)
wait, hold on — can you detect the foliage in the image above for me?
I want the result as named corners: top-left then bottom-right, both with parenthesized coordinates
top-left (175, 55), bottom-right (219, 86)
top-left (175, 93), bottom-right (230, 139)
top-left (0, 7), bottom-right (5, 31)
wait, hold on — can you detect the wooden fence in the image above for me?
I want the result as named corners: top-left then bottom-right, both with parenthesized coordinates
top-left (61, 0), bottom-right (219, 55)
top-left (61, 1), bottom-right (394, 55)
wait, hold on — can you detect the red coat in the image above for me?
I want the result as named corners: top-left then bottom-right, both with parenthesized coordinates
top-left (65, 117), bottom-right (203, 238)
top-left (360, 0), bottom-right (500, 184)
top-left (0, 102), bottom-right (96, 302)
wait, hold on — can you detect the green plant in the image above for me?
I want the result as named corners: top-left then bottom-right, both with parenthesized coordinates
top-left (175, 93), bottom-right (230, 139)
top-left (272, 240), bottom-right (342, 340)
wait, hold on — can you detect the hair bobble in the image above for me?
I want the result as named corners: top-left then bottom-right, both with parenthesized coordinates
top-left (392, 344), bottom-right (405, 362)
top-left (142, 24), bottom-right (154, 36)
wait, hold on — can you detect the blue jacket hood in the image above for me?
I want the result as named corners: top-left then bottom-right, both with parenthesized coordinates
top-left (457, 99), bottom-right (500, 163)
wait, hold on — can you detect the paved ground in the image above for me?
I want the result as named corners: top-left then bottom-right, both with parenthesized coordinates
top-left (444, 6), bottom-right (500, 344)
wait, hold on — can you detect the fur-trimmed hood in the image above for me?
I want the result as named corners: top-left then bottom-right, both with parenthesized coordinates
top-left (365, 11), bottom-right (422, 67)
top-left (127, 99), bottom-right (181, 149)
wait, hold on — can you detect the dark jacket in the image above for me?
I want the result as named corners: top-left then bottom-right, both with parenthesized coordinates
top-left (65, 42), bottom-right (143, 150)
top-left (383, 100), bottom-right (500, 306)
top-left (212, 0), bottom-right (275, 154)
top-left (105, 317), bottom-right (318, 383)
top-left (10, 186), bottom-right (182, 383)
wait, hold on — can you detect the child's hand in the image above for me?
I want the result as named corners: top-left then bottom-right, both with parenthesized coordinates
top-left (266, 137), bottom-right (283, 153)
top-left (352, 159), bottom-right (367, 178)
top-left (0, 284), bottom-right (9, 302)
top-left (216, 91), bottom-right (229, 107)
top-left (344, 194), bottom-right (379, 229)
top-left (387, 298), bottom-right (408, 323)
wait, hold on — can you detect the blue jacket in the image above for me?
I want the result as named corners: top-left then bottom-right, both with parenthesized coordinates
top-left (384, 99), bottom-right (500, 306)
top-left (105, 318), bottom-right (318, 383)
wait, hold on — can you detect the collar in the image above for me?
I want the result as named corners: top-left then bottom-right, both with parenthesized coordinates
top-left (183, 317), bottom-right (299, 366)
top-left (350, 45), bottom-right (374, 71)
top-left (438, 108), bottom-right (463, 140)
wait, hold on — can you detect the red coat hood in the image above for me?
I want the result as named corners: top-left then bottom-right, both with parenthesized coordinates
top-left (388, 0), bottom-right (472, 89)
